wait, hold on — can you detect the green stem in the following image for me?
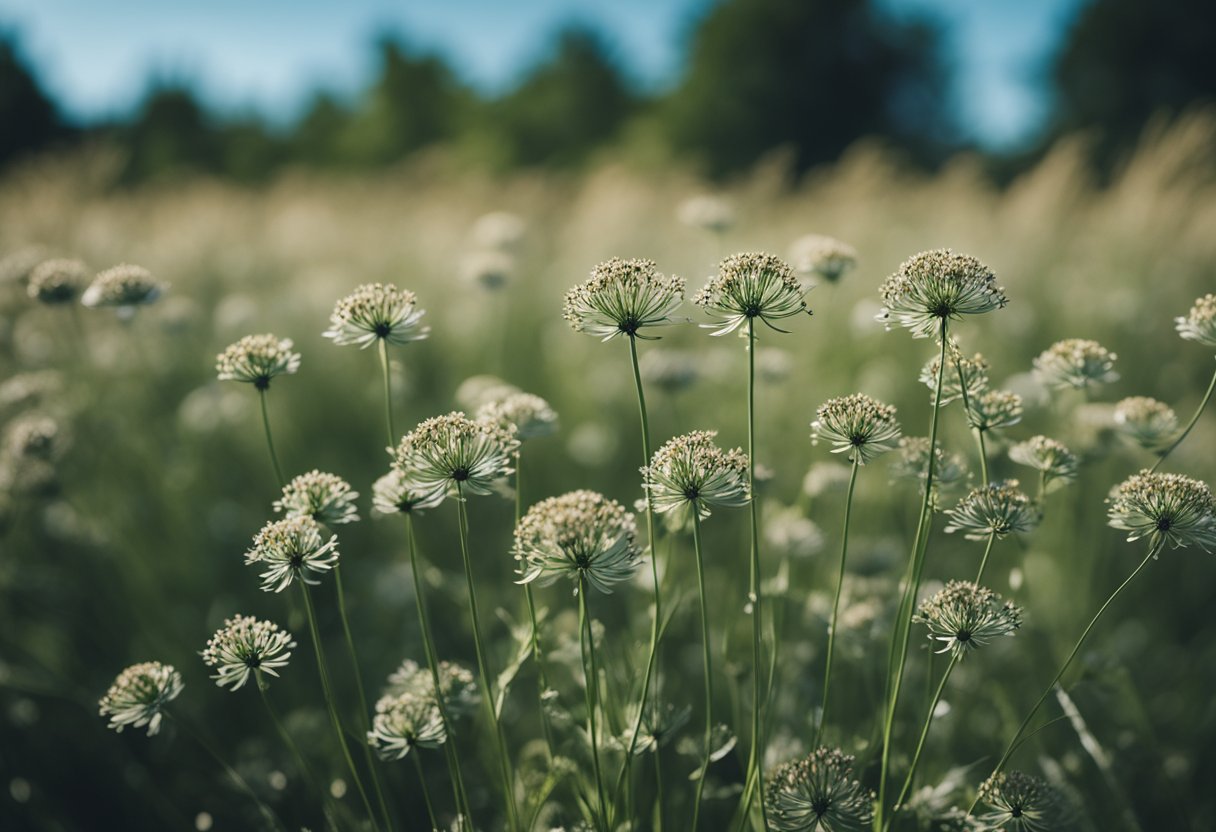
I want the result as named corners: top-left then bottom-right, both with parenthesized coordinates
top-left (974, 532), bottom-right (997, 584)
top-left (517, 456), bottom-right (557, 760)
top-left (887, 654), bottom-right (959, 829)
top-left (299, 583), bottom-right (381, 831)
top-left (817, 458), bottom-right (860, 745)
top-left (580, 575), bottom-right (610, 832)
top-left (259, 387), bottom-right (286, 488)
top-left (1150, 361), bottom-right (1216, 473)
top-left (257, 672), bottom-right (341, 831)
top-left (455, 489), bottom-right (520, 831)
top-left (690, 511), bottom-right (713, 831)
top-left (967, 538), bottom-right (1162, 816)
top-left (378, 338), bottom-right (396, 449)
top-left (953, 355), bottom-right (988, 488)
top-left (413, 752), bottom-right (438, 831)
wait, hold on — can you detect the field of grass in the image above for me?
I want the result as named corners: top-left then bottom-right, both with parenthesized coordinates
top-left (2, 111), bottom-right (1215, 831)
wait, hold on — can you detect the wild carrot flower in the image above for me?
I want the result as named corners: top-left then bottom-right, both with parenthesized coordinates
top-left (201, 615), bottom-right (296, 691)
top-left (393, 412), bottom-right (519, 501)
top-left (1008, 436), bottom-right (1078, 493)
top-left (216, 334), bottom-right (301, 389)
top-left (920, 349), bottom-right (989, 406)
top-left (515, 490), bottom-right (642, 594)
top-left (386, 659), bottom-right (479, 720)
top-left (945, 482), bottom-right (1038, 540)
top-left (978, 771), bottom-right (1073, 832)
top-left (367, 692), bottom-right (446, 760)
top-left (27, 258), bottom-right (87, 304)
top-left (1107, 470), bottom-right (1216, 551)
top-left (967, 390), bottom-right (1024, 432)
top-left (877, 249), bottom-right (1006, 338)
top-left (1113, 396), bottom-right (1178, 450)
top-left (274, 470), bottom-right (360, 525)
top-left (245, 516), bottom-right (340, 592)
top-left (811, 393), bottom-right (902, 464)
top-left (99, 662), bottom-right (183, 736)
top-left (789, 234), bottom-right (857, 285)
top-left (1175, 294), bottom-right (1216, 347)
top-left (915, 581), bottom-right (1022, 657)
top-left (476, 392), bottom-right (558, 441)
top-left (678, 195), bottom-right (735, 234)
top-left (643, 430), bottom-right (750, 519)
top-left (890, 437), bottom-right (970, 505)
top-left (1032, 339), bottom-right (1118, 390)
top-left (563, 257), bottom-right (686, 340)
top-left (620, 700), bottom-right (693, 754)
top-left (81, 264), bottom-right (164, 309)
top-left (323, 283), bottom-right (430, 348)
top-left (765, 747), bottom-right (874, 831)
top-left (370, 469), bottom-right (445, 515)
top-left (695, 251), bottom-right (809, 335)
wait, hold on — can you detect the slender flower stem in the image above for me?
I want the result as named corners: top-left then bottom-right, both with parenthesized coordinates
top-left (877, 319), bottom-right (949, 830)
top-left (690, 511), bottom-right (714, 831)
top-left (378, 338), bottom-right (396, 448)
top-left (517, 457), bottom-right (557, 759)
top-left (257, 672), bottom-right (342, 832)
top-left (455, 488), bottom-right (520, 832)
top-left (887, 654), bottom-right (959, 829)
top-left (405, 514), bottom-right (472, 821)
top-left (579, 575), bottom-right (610, 832)
top-left (413, 753), bottom-right (438, 831)
top-left (1150, 360), bottom-right (1216, 473)
top-left (816, 458), bottom-right (860, 745)
top-left (974, 532), bottom-right (997, 584)
top-left (300, 583), bottom-right (382, 832)
top-left (259, 387), bottom-right (286, 488)
top-left (967, 538), bottom-right (1163, 816)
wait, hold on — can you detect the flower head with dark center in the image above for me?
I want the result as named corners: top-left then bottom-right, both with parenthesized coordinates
top-left (1107, 470), bottom-right (1216, 551)
top-left (371, 469), bottom-right (445, 516)
top-left (28, 258), bottom-right (87, 304)
top-left (392, 412), bottom-right (519, 502)
top-left (201, 615), bottom-right (295, 691)
top-left (765, 747), bottom-right (874, 831)
top-left (915, 581), bottom-right (1022, 658)
top-left (515, 490), bottom-right (642, 594)
top-left (216, 334), bottom-right (301, 389)
top-left (811, 393), bottom-right (902, 464)
top-left (563, 257), bottom-right (685, 340)
top-left (274, 470), bottom-right (360, 525)
top-left (978, 771), bottom-right (1075, 832)
top-left (1113, 396), bottom-right (1178, 451)
top-left (245, 516), bottom-right (340, 592)
top-left (695, 251), bottom-right (809, 335)
top-left (643, 430), bottom-right (750, 519)
top-left (1008, 436), bottom-right (1078, 493)
top-left (98, 662), bottom-right (183, 736)
top-left (877, 249), bottom-right (1005, 339)
top-left (1176, 293), bottom-right (1216, 348)
top-left (367, 691), bottom-right (446, 760)
top-left (324, 283), bottom-right (430, 348)
top-left (1033, 339), bottom-right (1118, 390)
top-left (967, 390), bottom-right (1023, 432)
top-left (81, 264), bottom-right (164, 309)
top-left (476, 392), bottom-right (558, 442)
top-left (945, 481), bottom-right (1038, 540)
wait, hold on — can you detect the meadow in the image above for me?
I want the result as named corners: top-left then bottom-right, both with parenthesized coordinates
top-left (2, 110), bottom-right (1215, 831)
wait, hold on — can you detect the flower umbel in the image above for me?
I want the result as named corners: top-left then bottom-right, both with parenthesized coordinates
top-left (945, 481), bottom-right (1038, 540)
top-left (920, 348), bottom-right (989, 406)
top-left (695, 251), bottom-right (809, 335)
top-left (1175, 293), bottom-right (1216, 348)
top-left (890, 437), bottom-right (970, 508)
top-left (216, 334), bottom-right (301, 389)
top-left (476, 392), bottom-right (558, 441)
top-left (765, 747), bottom-right (875, 831)
top-left (274, 470), bottom-right (361, 525)
top-left (99, 662), bottom-right (184, 736)
top-left (643, 430), bottom-right (750, 519)
top-left (515, 490), bottom-right (642, 594)
top-left (245, 516), bottom-right (340, 592)
top-left (393, 412), bottom-right (519, 502)
top-left (1113, 396), bottom-right (1178, 451)
top-left (915, 581), bottom-right (1022, 657)
top-left (81, 263), bottom-right (164, 309)
top-left (324, 283), bottom-right (430, 348)
top-left (967, 390), bottom-right (1024, 432)
top-left (371, 469), bottom-right (445, 515)
top-left (1008, 436), bottom-right (1078, 493)
top-left (1107, 470), bottom-right (1216, 551)
top-left (563, 257), bottom-right (686, 341)
top-left (201, 615), bottom-right (296, 691)
top-left (1033, 339), bottom-right (1118, 390)
top-left (386, 659), bottom-right (479, 721)
top-left (811, 393), bottom-right (902, 464)
top-left (367, 692), bottom-right (446, 760)
top-left (28, 258), bottom-right (87, 304)
top-left (978, 771), bottom-right (1074, 832)
top-left (877, 249), bottom-right (1005, 338)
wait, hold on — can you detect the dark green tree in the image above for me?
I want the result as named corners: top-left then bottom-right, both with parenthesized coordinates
top-left (0, 32), bottom-right (67, 167)
top-left (120, 85), bottom-right (221, 181)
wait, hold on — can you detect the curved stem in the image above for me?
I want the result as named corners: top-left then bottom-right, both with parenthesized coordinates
top-left (257, 672), bottom-right (338, 827)
top-left (413, 752), bottom-right (438, 831)
top-left (579, 575), bottom-right (610, 832)
top-left (259, 388), bottom-right (286, 488)
top-left (816, 458), bottom-right (860, 746)
top-left (974, 532), bottom-right (997, 584)
top-left (1151, 361), bottom-right (1216, 473)
top-left (887, 654), bottom-right (959, 829)
top-left (455, 489), bottom-right (519, 831)
top-left (378, 338), bottom-right (396, 449)
top-left (690, 511), bottom-right (713, 831)
top-left (300, 583), bottom-right (381, 831)
top-left (967, 538), bottom-right (1162, 815)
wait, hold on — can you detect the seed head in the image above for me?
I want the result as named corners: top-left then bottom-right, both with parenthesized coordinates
top-left (274, 470), bottom-right (360, 525)
top-left (678, 195), bottom-right (735, 234)
top-left (367, 691), bottom-right (446, 760)
top-left (393, 412), bottom-right (519, 503)
top-left (386, 659), bottom-right (479, 721)
top-left (765, 747), bottom-right (874, 831)
top-left (1007, 436), bottom-right (1078, 493)
top-left (945, 481), bottom-right (1038, 540)
top-left (915, 581), bottom-right (1022, 658)
top-left (515, 490), bottom-right (642, 594)
top-left (99, 661), bottom-right (183, 736)
top-left (811, 393), bottom-right (901, 464)
top-left (877, 249), bottom-right (1005, 339)
top-left (27, 258), bottom-right (87, 304)
top-left (563, 257), bottom-right (685, 341)
top-left (81, 264), bottom-right (164, 309)
top-left (643, 430), bottom-right (750, 520)
top-left (695, 252), bottom-right (809, 336)
top-left (1175, 294), bottom-right (1216, 347)
top-left (1113, 396), bottom-right (1178, 451)
top-left (1107, 470), bottom-right (1216, 551)
top-left (216, 334), bottom-right (301, 389)
top-left (371, 468), bottom-right (445, 515)
top-left (245, 516), bottom-right (340, 592)
top-left (978, 771), bottom-right (1075, 832)
top-left (920, 348), bottom-right (990, 406)
top-left (789, 234), bottom-right (857, 285)
top-left (476, 392), bottom-right (558, 442)
top-left (1033, 339), bottom-right (1118, 390)
top-left (201, 615), bottom-right (295, 691)
top-left (323, 283), bottom-right (430, 349)
top-left (967, 390), bottom-right (1023, 432)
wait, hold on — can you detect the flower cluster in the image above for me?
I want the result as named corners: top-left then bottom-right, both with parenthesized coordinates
top-left (98, 662), bottom-right (184, 736)
top-left (1175, 293), bottom-right (1216, 347)
top-left (216, 334), bottom-right (301, 389)
top-left (371, 468), bottom-right (445, 515)
top-left (877, 249), bottom-right (1006, 338)
top-left (945, 481), bottom-right (1038, 540)
top-left (916, 581), bottom-right (1022, 658)
top-left (563, 257), bottom-right (685, 340)
top-left (967, 389), bottom-right (1024, 432)
top-left (919, 349), bottom-right (989, 406)
top-left (788, 234), bottom-right (857, 285)
top-left (201, 615), bottom-right (295, 691)
top-left (890, 437), bottom-right (970, 507)
top-left (978, 771), bottom-right (1073, 832)
top-left (515, 490), bottom-right (642, 594)
top-left (386, 659), bottom-right (480, 720)
top-left (643, 431), bottom-right (750, 519)
top-left (1008, 436), bottom-right (1078, 493)
top-left (811, 393), bottom-right (902, 464)
top-left (27, 258), bottom-right (87, 304)
top-left (765, 747), bottom-right (874, 831)
top-left (1113, 396), bottom-right (1178, 451)
top-left (323, 283), bottom-right (430, 348)
top-left (1107, 470), bottom-right (1216, 551)
top-left (81, 264), bottom-right (164, 309)
top-left (392, 412), bottom-right (519, 502)
top-left (367, 692), bottom-right (446, 760)
top-left (1032, 339), bottom-right (1118, 390)
top-left (476, 392), bottom-right (558, 441)
top-left (274, 470), bottom-right (360, 525)
top-left (245, 516), bottom-right (340, 592)
top-left (695, 252), bottom-right (808, 335)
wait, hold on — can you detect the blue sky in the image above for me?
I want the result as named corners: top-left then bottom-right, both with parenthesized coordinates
top-left (2, 0), bottom-right (1088, 149)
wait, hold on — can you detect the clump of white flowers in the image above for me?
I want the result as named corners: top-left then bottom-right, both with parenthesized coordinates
top-left (98, 662), bottom-right (184, 736)
top-left (788, 234), bottom-right (857, 285)
top-left (678, 195), bottom-right (735, 234)
top-left (920, 348), bottom-right (989, 406)
top-left (1033, 339), bottom-right (1118, 390)
top-left (324, 283), bottom-right (430, 349)
top-left (563, 257), bottom-right (686, 341)
top-left (1107, 470), bottom-right (1216, 551)
top-left (386, 659), bottom-right (479, 721)
top-left (515, 490), bottom-right (642, 594)
top-left (695, 252), bottom-right (809, 335)
top-left (967, 389), bottom-right (1024, 432)
top-left (27, 258), bottom-right (87, 305)
top-left (392, 412), bottom-right (519, 502)
top-left (216, 334), bottom-right (301, 389)
top-left (274, 470), bottom-right (360, 525)
top-left (476, 392), bottom-right (558, 441)
top-left (245, 516), bottom-right (340, 592)
top-left (643, 430), bottom-right (750, 519)
top-left (978, 771), bottom-right (1074, 831)
top-left (945, 481), bottom-right (1039, 540)
top-left (877, 249), bottom-right (1005, 338)
top-left (811, 393), bottom-right (902, 464)
top-left (201, 615), bottom-right (296, 691)
top-left (914, 581), bottom-right (1022, 657)
top-left (370, 468), bottom-right (444, 516)
top-left (367, 691), bottom-right (446, 760)
top-left (1175, 293), bottom-right (1216, 347)
top-left (765, 747), bottom-right (874, 831)
top-left (81, 264), bottom-right (164, 310)
top-left (1113, 396), bottom-right (1178, 451)
top-left (1008, 435), bottom-right (1078, 493)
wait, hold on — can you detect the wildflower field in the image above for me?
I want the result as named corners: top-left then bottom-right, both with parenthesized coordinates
top-left (2, 114), bottom-right (1216, 832)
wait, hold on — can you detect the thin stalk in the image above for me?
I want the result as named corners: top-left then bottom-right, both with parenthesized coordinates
top-left (974, 532), bottom-right (997, 584)
top-left (455, 489), bottom-right (520, 831)
top-left (300, 583), bottom-right (382, 832)
top-left (413, 753), bottom-right (438, 831)
top-left (876, 319), bottom-right (948, 830)
top-left (518, 456), bottom-right (557, 759)
top-left (690, 511), bottom-right (714, 831)
top-left (258, 673), bottom-right (342, 832)
top-left (887, 654), bottom-right (959, 829)
top-left (579, 575), bottom-right (610, 831)
top-left (816, 458), bottom-right (860, 745)
top-left (967, 538), bottom-right (1163, 815)
top-left (405, 515), bottom-right (472, 821)
top-left (953, 356), bottom-right (988, 488)
top-left (378, 338), bottom-right (396, 448)
top-left (259, 387), bottom-right (286, 488)
top-left (1150, 361), bottom-right (1216, 473)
